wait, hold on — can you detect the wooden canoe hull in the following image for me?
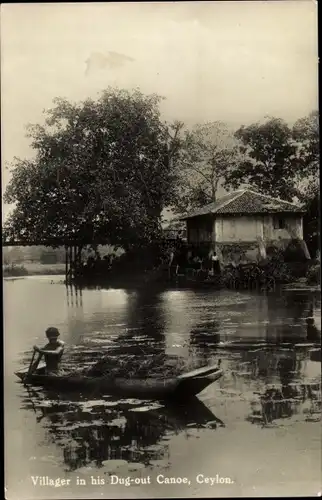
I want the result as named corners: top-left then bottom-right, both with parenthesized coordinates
top-left (15, 365), bottom-right (223, 399)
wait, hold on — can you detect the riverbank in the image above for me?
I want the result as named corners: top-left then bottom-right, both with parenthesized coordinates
top-left (4, 260), bottom-right (320, 295)
top-left (3, 262), bottom-right (65, 278)
top-left (282, 281), bottom-right (321, 292)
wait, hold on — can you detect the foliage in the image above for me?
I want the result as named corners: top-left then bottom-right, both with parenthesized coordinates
top-left (173, 122), bottom-right (241, 213)
top-left (222, 260), bottom-right (294, 289)
top-left (3, 264), bottom-right (28, 277)
top-left (3, 247), bottom-right (25, 264)
top-left (3, 253), bottom-right (10, 266)
top-left (3, 88), bottom-right (183, 249)
top-left (292, 110), bottom-right (319, 181)
top-left (300, 179), bottom-right (320, 258)
top-left (224, 112), bottom-right (319, 203)
top-left (306, 262), bottom-right (320, 285)
top-left (40, 249), bottom-right (58, 264)
top-left (223, 118), bottom-right (301, 201)
top-left (3, 262), bottom-right (66, 277)
top-left (294, 111), bottom-right (319, 257)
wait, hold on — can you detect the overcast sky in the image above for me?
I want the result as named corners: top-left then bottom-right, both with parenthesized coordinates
top-left (1, 1), bottom-right (318, 217)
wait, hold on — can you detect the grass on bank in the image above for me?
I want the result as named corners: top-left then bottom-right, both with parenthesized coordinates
top-left (3, 262), bottom-right (65, 277)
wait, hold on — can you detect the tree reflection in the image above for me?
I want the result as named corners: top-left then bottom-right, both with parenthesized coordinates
top-left (253, 381), bottom-right (321, 426)
top-left (89, 289), bottom-right (169, 377)
top-left (20, 389), bottom-right (223, 472)
top-left (247, 350), bottom-right (321, 426)
top-left (306, 300), bottom-right (321, 343)
top-left (265, 293), bottom-right (310, 344)
top-left (126, 288), bottom-right (167, 341)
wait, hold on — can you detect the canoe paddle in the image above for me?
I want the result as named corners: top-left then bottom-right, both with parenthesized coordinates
top-left (24, 348), bottom-right (38, 386)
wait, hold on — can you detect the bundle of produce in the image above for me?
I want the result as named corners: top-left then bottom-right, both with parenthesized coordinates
top-left (84, 353), bottom-right (198, 379)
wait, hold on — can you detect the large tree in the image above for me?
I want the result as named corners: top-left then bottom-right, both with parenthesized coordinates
top-left (173, 121), bottom-right (241, 214)
top-left (224, 112), bottom-right (319, 202)
top-left (295, 111), bottom-right (320, 257)
top-left (293, 111), bottom-right (319, 256)
top-left (3, 88), bottom-right (182, 249)
top-left (292, 110), bottom-right (319, 182)
top-left (223, 118), bottom-right (300, 201)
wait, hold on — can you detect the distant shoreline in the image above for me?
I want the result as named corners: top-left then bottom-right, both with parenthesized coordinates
top-left (3, 262), bottom-right (65, 278)
top-left (282, 283), bottom-right (321, 293)
top-left (3, 262), bottom-right (320, 293)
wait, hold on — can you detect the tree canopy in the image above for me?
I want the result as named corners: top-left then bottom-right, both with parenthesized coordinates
top-left (3, 93), bottom-right (318, 256)
top-left (302, 179), bottom-right (320, 257)
top-left (3, 88), bottom-right (182, 248)
top-left (223, 112), bottom-right (319, 202)
top-left (173, 121), bottom-right (240, 214)
top-left (292, 110), bottom-right (319, 182)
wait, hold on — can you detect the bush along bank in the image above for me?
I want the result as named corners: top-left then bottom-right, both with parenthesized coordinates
top-left (167, 257), bottom-right (316, 291)
top-left (3, 264), bottom-right (29, 277)
top-left (280, 260), bottom-right (320, 290)
top-left (3, 263), bottom-right (66, 277)
top-left (306, 261), bottom-right (320, 286)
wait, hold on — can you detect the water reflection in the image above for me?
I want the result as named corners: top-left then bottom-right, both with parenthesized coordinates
top-left (66, 285), bottom-right (83, 308)
top-left (85, 290), bottom-right (170, 377)
top-left (19, 388), bottom-right (222, 472)
top-left (126, 289), bottom-right (167, 340)
top-left (190, 319), bottom-right (221, 348)
top-left (248, 377), bottom-right (321, 427)
top-left (221, 345), bottom-right (321, 427)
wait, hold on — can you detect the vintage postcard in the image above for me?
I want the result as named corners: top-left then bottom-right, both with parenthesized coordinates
top-left (2, 1), bottom-right (320, 499)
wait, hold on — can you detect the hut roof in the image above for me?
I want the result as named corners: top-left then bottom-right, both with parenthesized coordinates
top-left (180, 189), bottom-right (305, 220)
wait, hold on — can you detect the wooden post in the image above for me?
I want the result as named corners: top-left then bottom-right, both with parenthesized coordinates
top-left (69, 246), bottom-right (73, 280)
top-left (74, 244), bottom-right (77, 278)
top-left (66, 285), bottom-right (70, 306)
top-left (69, 283), bottom-right (74, 306)
top-left (65, 245), bottom-right (68, 284)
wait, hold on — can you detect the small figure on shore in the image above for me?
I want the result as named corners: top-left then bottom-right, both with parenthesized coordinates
top-left (212, 252), bottom-right (221, 275)
top-left (32, 327), bottom-right (65, 375)
top-left (306, 306), bottom-right (320, 342)
top-left (168, 248), bottom-right (175, 277)
top-left (176, 245), bottom-right (187, 275)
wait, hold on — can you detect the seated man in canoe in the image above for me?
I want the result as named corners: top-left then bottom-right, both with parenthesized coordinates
top-left (31, 327), bottom-right (65, 375)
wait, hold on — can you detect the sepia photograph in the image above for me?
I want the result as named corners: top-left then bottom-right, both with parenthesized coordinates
top-left (2, 1), bottom-right (320, 499)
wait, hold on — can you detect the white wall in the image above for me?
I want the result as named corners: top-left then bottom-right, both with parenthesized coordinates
top-left (263, 215), bottom-right (303, 240)
top-left (215, 215), bottom-right (263, 242)
top-left (188, 214), bottom-right (304, 244)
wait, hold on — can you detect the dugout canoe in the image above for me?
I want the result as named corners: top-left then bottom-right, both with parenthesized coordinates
top-left (15, 362), bottom-right (223, 400)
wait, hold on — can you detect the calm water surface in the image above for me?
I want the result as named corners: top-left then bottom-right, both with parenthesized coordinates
top-left (4, 276), bottom-right (321, 499)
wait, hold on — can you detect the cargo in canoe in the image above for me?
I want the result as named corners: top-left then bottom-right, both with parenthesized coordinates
top-left (15, 363), bottom-right (223, 400)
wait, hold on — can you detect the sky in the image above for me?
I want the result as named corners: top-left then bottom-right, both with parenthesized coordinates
top-left (1, 1), bottom-right (318, 219)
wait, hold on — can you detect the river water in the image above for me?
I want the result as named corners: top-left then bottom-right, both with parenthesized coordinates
top-left (4, 276), bottom-right (321, 499)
